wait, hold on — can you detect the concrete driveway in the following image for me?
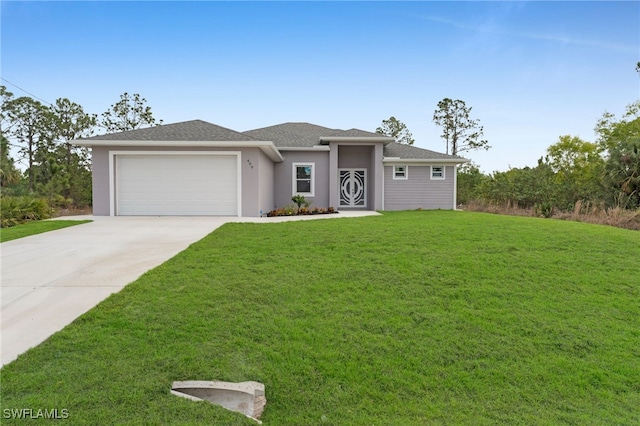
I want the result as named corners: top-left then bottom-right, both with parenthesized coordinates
top-left (1, 211), bottom-right (379, 367)
top-left (1, 216), bottom-right (232, 366)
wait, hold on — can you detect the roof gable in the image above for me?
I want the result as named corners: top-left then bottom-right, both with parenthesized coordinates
top-left (82, 120), bottom-right (262, 142)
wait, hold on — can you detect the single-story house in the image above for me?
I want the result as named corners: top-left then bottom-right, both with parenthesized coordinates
top-left (76, 120), bottom-right (468, 217)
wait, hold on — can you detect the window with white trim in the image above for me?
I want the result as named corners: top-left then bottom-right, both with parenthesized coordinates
top-left (293, 163), bottom-right (315, 196)
top-left (393, 165), bottom-right (408, 180)
top-left (431, 165), bottom-right (445, 180)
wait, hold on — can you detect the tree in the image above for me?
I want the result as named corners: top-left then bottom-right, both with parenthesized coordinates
top-left (50, 98), bottom-right (96, 203)
top-left (479, 160), bottom-right (556, 210)
top-left (604, 136), bottom-right (640, 208)
top-left (101, 92), bottom-right (162, 133)
top-left (0, 87), bottom-right (20, 188)
top-left (595, 100), bottom-right (640, 154)
top-left (456, 162), bottom-right (488, 205)
top-left (51, 98), bottom-right (96, 165)
top-left (5, 97), bottom-right (53, 192)
top-left (544, 135), bottom-right (605, 209)
top-left (432, 98), bottom-right (489, 156)
top-left (595, 101), bottom-right (640, 208)
top-left (0, 85), bottom-right (14, 137)
top-left (375, 116), bottom-right (415, 145)
top-left (1, 135), bottom-right (21, 189)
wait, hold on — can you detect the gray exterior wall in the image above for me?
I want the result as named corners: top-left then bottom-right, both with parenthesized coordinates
top-left (90, 145), bottom-right (270, 217)
top-left (274, 151), bottom-right (330, 209)
top-left (91, 147), bottom-right (111, 216)
top-left (257, 149), bottom-right (275, 215)
top-left (383, 165), bottom-right (456, 210)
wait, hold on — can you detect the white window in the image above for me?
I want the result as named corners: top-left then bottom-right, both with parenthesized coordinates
top-left (393, 165), bottom-right (408, 180)
top-left (431, 166), bottom-right (445, 180)
top-left (293, 163), bottom-right (315, 196)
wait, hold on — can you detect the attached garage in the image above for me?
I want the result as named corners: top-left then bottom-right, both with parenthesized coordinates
top-left (77, 120), bottom-right (284, 217)
top-left (114, 153), bottom-right (240, 216)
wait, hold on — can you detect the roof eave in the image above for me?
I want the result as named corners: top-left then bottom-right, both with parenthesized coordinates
top-left (319, 136), bottom-right (393, 144)
top-left (74, 140), bottom-right (284, 162)
top-left (277, 146), bottom-right (330, 151)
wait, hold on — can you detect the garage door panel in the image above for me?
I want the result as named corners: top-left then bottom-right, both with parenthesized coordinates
top-left (116, 155), bottom-right (238, 216)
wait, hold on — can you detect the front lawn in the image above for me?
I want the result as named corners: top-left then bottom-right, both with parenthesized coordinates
top-left (0, 220), bottom-right (91, 243)
top-left (1, 211), bottom-right (638, 424)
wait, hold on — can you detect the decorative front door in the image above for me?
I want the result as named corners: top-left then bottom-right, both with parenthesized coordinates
top-left (339, 169), bottom-right (367, 207)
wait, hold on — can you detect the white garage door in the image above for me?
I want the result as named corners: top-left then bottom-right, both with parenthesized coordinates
top-left (116, 154), bottom-right (238, 216)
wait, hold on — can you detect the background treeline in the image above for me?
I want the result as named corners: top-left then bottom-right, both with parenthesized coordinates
top-left (2, 84), bottom-right (638, 229)
top-left (458, 100), bottom-right (640, 229)
top-left (0, 87), bottom-right (159, 226)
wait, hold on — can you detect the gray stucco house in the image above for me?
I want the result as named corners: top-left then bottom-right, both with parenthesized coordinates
top-left (76, 120), bottom-right (467, 217)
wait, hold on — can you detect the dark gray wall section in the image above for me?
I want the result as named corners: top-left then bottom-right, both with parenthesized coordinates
top-left (384, 165), bottom-right (455, 210)
top-left (338, 145), bottom-right (374, 209)
top-left (337, 145), bottom-right (372, 168)
top-left (274, 151), bottom-right (330, 209)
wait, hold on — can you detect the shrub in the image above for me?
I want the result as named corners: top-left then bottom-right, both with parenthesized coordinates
top-left (534, 201), bottom-right (554, 218)
top-left (0, 196), bottom-right (53, 228)
top-left (291, 195), bottom-right (310, 209)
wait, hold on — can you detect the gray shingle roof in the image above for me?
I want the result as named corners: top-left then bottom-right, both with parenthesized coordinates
top-left (245, 122), bottom-right (464, 161)
top-left (82, 120), bottom-right (262, 142)
top-left (79, 119), bottom-right (465, 162)
top-left (243, 122), bottom-right (392, 147)
top-left (243, 122), bottom-right (336, 147)
top-left (383, 142), bottom-right (466, 161)
top-left (337, 128), bottom-right (385, 138)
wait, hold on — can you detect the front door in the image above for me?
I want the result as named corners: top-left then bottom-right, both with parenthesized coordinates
top-left (339, 169), bottom-right (367, 208)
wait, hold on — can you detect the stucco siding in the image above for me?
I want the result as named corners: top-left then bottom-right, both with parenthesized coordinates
top-left (274, 151), bottom-right (330, 209)
top-left (338, 145), bottom-right (372, 169)
top-left (258, 149), bottom-right (275, 214)
top-left (91, 147), bottom-right (111, 216)
top-left (384, 165), bottom-right (455, 210)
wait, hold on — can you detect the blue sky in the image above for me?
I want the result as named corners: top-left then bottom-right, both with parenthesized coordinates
top-left (1, 1), bottom-right (638, 172)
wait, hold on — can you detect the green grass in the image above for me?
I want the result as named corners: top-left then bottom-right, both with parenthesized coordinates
top-left (0, 220), bottom-right (91, 242)
top-left (1, 211), bottom-right (639, 424)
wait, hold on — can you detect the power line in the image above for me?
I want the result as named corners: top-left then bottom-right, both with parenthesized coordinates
top-left (1, 77), bottom-right (52, 106)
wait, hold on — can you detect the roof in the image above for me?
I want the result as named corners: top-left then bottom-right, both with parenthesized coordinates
top-left (76, 119), bottom-right (466, 163)
top-left (243, 122), bottom-right (337, 147)
top-left (383, 142), bottom-right (467, 162)
top-left (76, 120), bottom-right (284, 162)
top-left (243, 122), bottom-right (392, 147)
top-left (245, 122), bottom-right (465, 162)
top-left (81, 120), bottom-right (263, 142)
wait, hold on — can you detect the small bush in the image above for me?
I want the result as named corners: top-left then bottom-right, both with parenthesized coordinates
top-left (534, 202), bottom-right (554, 218)
top-left (291, 195), bottom-right (312, 209)
top-left (1, 196), bottom-right (53, 228)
